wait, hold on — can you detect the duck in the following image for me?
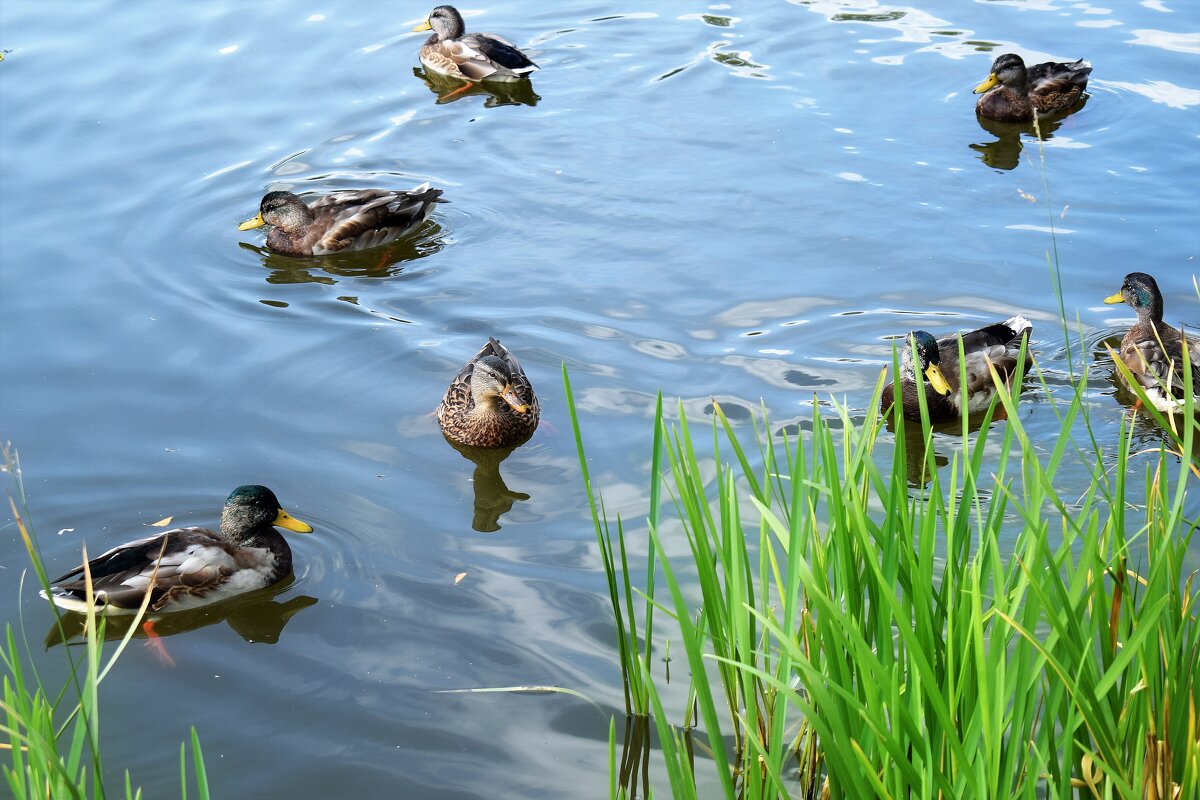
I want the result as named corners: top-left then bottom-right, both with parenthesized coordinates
top-left (412, 5), bottom-right (538, 84)
top-left (973, 53), bottom-right (1092, 122)
top-left (238, 185), bottom-right (445, 257)
top-left (43, 485), bottom-right (313, 615)
top-left (881, 316), bottom-right (1033, 422)
top-left (1104, 272), bottom-right (1199, 412)
top-left (438, 338), bottom-right (540, 448)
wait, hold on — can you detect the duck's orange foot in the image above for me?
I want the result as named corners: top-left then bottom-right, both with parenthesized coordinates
top-left (442, 80), bottom-right (476, 99)
top-left (142, 620), bottom-right (176, 668)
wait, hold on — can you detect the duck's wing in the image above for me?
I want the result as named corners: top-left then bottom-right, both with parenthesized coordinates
top-left (312, 187), bottom-right (444, 253)
top-left (439, 345), bottom-right (484, 419)
top-left (940, 316), bottom-right (1032, 400)
top-left (46, 528), bottom-right (241, 613)
top-left (1122, 324), bottom-right (1200, 400)
top-left (1028, 59), bottom-right (1091, 95)
top-left (452, 33), bottom-right (538, 79)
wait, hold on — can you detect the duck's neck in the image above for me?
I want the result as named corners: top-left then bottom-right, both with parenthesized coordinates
top-left (468, 394), bottom-right (504, 419)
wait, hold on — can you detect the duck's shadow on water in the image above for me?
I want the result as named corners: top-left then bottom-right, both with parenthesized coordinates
top-left (969, 96), bottom-right (1088, 171)
top-left (44, 577), bottom-right (317, 649)
top-left (239, 220), bottom-right (447, 285)
top-left (443, 435), bottom-right (531, 533)
top-left (413, 67), bottom-right (540, 107)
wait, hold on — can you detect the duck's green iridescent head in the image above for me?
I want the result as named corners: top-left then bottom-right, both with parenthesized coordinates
top-left (222, 485), bottom-right (313, 536)
top-left (902, 331), bottom-right (952, 396)
top-left (1104, 272), bottom-right (1164, 322)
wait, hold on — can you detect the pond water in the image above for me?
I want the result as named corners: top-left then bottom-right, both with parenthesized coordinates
top-left (2, 0), bottom-right (1198, 796)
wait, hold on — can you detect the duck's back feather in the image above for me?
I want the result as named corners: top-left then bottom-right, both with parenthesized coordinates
top-left (45, 527), bottom-right (281, 614)
top-left (311, 186), bottom-right (444, 254)
top-left (1119, 322), bottom-right (1200, 409)
top-left (1028, 59), bottom-right (1092, 95)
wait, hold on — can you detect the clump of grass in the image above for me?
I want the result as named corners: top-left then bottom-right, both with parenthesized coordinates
top-left (570, 348), bottom-right (1199, 797)
top-left (1, 444), bottom-right (210, 800)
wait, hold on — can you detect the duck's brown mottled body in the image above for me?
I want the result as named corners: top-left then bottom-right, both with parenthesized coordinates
top-left (438, 338), bottom-right (539, 448)
top-left (240, 186), bottom-right (445, 257)
top-left (413, 5), bottom-right (538, 83)
top-left (974, 54), bottom-right (1091, 123)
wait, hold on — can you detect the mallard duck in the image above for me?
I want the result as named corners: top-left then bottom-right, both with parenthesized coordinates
top-left (438, 338), bottom-right (539, 448)
top-left (43, 485), bottom-right (313, 615)
top-left (973, 53), bottom-right (1091, 122)
top-left (412, 5), bottom-right (538, 83)
top-left (238, 185), bottom-right (445, 257)
top-left (1104, 272), bottom-right (1199, 412)
top-left (881, 316), bottom-right (1033, 422)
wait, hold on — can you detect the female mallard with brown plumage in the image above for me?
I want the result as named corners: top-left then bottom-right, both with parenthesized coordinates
top-left (43, 485), bottom-right (313, 615)
top-left (412, 5), bottom-right (538, 84)
top-left (438, 338), bottom-right (539, 448)
top-left (881, 316), bottom-right (1033, 422)
top-left (238, 185), bottom-right (445, 257)
top-left (1104, 272), bottom-right (1199, 412)
top-left (973, 53), bottom-right (1091, 122)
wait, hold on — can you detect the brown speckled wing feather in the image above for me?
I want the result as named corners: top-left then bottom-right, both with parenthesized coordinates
top-left (1121, 323), bottom-right (1200, 400)
top-left (313, 188), bottom-right (443, 253)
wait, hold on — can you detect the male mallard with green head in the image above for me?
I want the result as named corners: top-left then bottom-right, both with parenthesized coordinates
top-left (238, 185), bottom-right (444, 257)
top-left (438, 338), bottom-right (539, 448)
top-left (412, 5), bottom-right (538, 83)
top-left (973, 53), bottom-right (1091, 122)
top-left (1104, 272), bottom-right (1199, 412)
top-left (44, 485), bottom-right (313, 614)
top-left (881, 316), bottom-right (1033, 422)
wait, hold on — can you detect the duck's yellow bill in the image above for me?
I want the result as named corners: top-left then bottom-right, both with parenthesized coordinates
top-left (238, 213), bottom-right (266, 231)
top-left (500, 384), bottom-right (529, 414)
top-left (924, 364), bottom-right (952, 397)
top-left (973, 73), bottom-right (999, 94)
top-left (274, 509), bottom-right (314, 533)
top-left (412, 19), bottom-right (432, 32)
top-left (1103, 291), bottom-right (1125, 304)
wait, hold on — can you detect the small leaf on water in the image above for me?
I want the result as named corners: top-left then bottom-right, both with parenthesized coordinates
top-left (454, 572), bottom-right (468, 585)
top-left (1017, 188), bottom-right (1036, 203)
top-left (1060, 204), bottom-right (1069, 220)
top-left (150, 516), bottom-right (173, 527)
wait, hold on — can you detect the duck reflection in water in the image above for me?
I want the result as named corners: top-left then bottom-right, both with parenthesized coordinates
top-left (443, 436), bottom-right (531, 532)
top-left (45, 576), bottom-right (317, 652)
top-left (884, 406), bottom-right (1026, 487)
top-left (414, 67), bottom-right (540, 107)
top-left (969, 97), bottom-right (1085, 171)
top-left (240, 219), bottom-right (447, 286)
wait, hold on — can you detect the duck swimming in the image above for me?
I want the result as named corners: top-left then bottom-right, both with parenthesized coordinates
top-left (1104, 272), bottom-right (1199, 412)
top-left (438, 338), bottom-right (539, 448)
top-left (973, 53), bottom-right (1091, 122)
top-left (238, 185), bottom-right (444, 257)
top-left (412, 5), bottom-right (538, 84)
top-left (882, 316), bottom-right (1033, 422)
top-left (43, 485), bottom-right (313, 614)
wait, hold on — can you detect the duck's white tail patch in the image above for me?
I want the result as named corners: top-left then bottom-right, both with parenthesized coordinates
top-left (1004, 315), bottom-right (1033, 336)
top-left (410, 181), bottom-right (431, 194)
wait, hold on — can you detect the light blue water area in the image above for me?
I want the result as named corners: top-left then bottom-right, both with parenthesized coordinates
top-left (1, 0), bottom-right (1197, 796)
